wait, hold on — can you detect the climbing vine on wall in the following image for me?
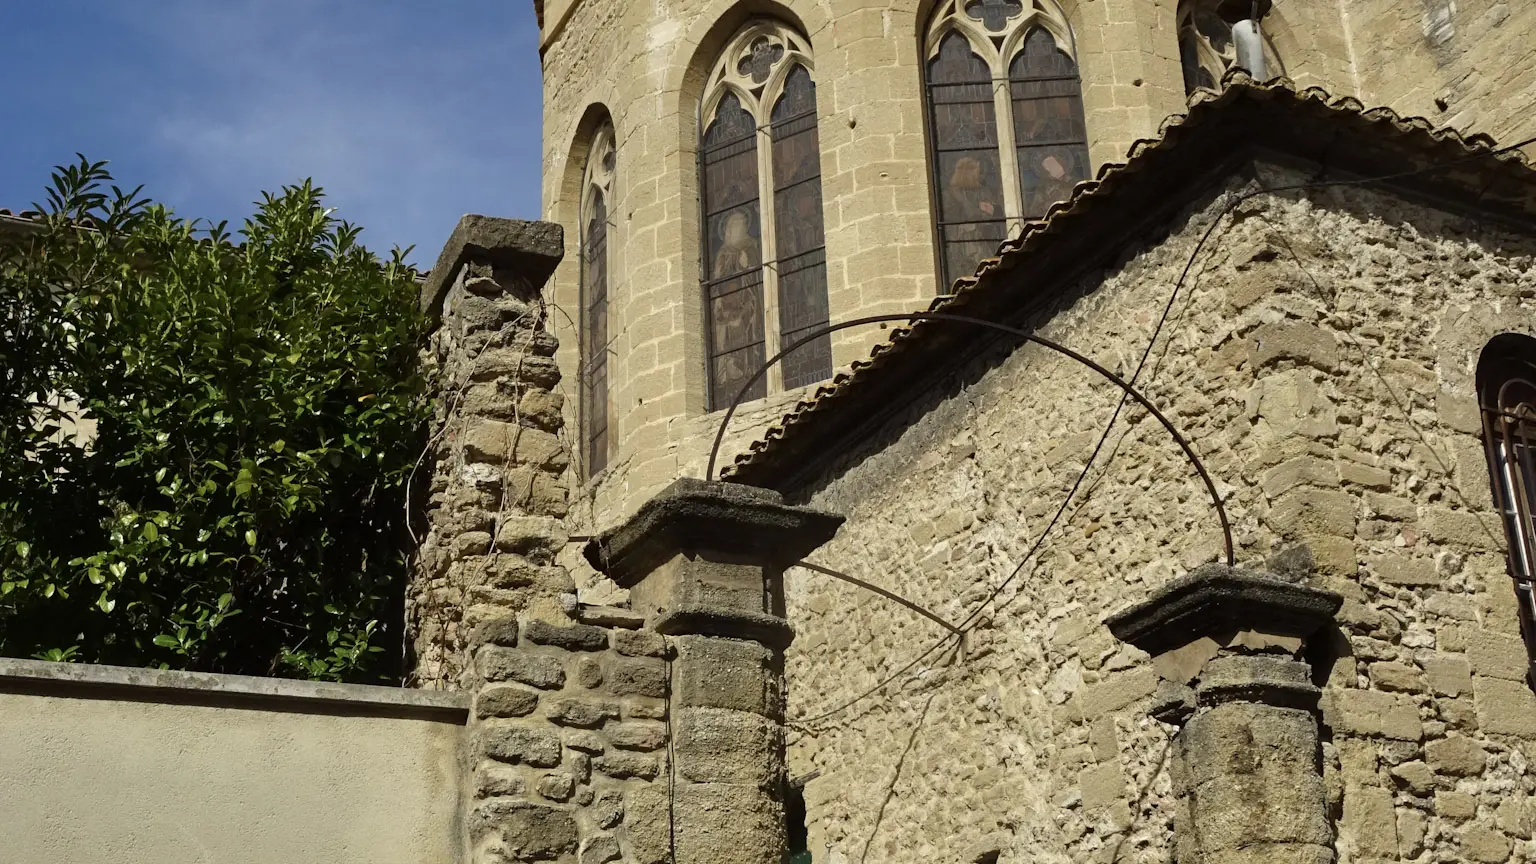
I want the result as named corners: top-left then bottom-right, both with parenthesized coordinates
top-left (0, 157), bottom-right (429, 682)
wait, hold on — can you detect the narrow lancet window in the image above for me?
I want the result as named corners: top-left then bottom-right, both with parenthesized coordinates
top-left (580, 125), bottom-right (615, 476)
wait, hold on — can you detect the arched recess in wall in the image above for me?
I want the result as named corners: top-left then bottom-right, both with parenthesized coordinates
top-left (1176, 0), bottom-right (1286, 94)
top-left (921, 0), bottom-right (1091, 292)
top-left (697, 18), bottom-right (833, 411)
top-left (580, 120), bottom-right (617, 477)
top-left (1477, 332), bottom-right (1536, 687)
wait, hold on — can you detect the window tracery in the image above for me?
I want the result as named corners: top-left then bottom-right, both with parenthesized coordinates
top-left (923, 0), bottom-right (1090, 291)
top-left (580, 124), bottom-right (614, 476)
top-left (698, 21), bottom-right (832, 410)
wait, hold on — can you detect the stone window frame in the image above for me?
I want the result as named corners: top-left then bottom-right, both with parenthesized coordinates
top-left (580, 124), bottom-right (616, 477)
top-left (1477, 333), bottom-right (1536, 688)
top-left (1176, 0), bottom-right (1286, 94)
top-left (696, 18), bottom-right (833, 411)
top-left (920, 0), bottom-right (1091, 291)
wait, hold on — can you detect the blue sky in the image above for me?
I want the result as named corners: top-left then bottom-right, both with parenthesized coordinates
top-left (0, 2), bottom-right (544, 265)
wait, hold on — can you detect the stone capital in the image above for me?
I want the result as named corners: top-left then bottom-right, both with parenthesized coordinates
top-left (583, 478), bottom-right (844, 588)
top-left (420, 215), bottom-right (564, 320)
top-left (1105, 564), bottom-right (1342, 658)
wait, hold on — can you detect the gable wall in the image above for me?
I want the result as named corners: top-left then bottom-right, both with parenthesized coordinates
top-left (787, 164), bottom-right (1536, 863)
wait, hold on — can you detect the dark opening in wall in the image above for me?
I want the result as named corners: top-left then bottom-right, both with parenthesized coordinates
top-left (785, 778), bottom-right (810, 864)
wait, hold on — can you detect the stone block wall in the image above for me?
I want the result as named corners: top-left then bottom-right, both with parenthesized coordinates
top-left (1348, 0), bottom-right (1536, 150)
top-left (782, 166), bottom-right (1536, 863)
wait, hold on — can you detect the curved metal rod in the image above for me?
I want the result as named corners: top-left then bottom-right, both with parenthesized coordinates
top-left (793, 559), bottom-right (963, 634)
top-left (705, 312), bottom-right (1235, 567)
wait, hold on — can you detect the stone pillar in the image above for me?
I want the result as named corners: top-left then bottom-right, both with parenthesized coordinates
top-left (1105, 564), bottom-right (1343, 864)
top-left (584, 479), bottom-right (844, 864)
top-left (409, 215), bottom-right (572, 691)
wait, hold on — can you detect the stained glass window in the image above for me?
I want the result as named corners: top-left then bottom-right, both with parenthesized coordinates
top-left (923, 1), bottom-right (1089, 292)
top-left (579, 126), bottom-right (615, 477)
top-left (701, 92), bottom-right (767, 411)
top-left (928, 31), bottom-right (1007, 291)
top-left (698, 23), bottom-right (832, 410)
top-left (1009, 29), bottom-right (1090, 220)
top-left (771, 65), bottom-right (832, 391)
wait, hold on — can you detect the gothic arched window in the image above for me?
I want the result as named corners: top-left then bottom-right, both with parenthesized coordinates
top-left (1478, 334), bottom-right (1536, 687)
top-left (698, 21), bottom-right (832, 411)
top-left (923, 0), bottom-right (1090, 291)
top-left (580, 125), bottom-right (615, 476)
top-left (1177, 0), bottom-right (1284, 94)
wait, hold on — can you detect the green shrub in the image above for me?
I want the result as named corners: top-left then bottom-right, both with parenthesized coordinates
top-left (0, 158), bottom-right (429, 682)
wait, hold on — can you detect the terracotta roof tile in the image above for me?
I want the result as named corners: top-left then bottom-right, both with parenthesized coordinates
top-left (721, 72), bottom-right (1536, 490)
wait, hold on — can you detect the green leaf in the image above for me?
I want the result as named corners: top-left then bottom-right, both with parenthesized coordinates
top-left (218, 592), bottom-right (233, 611)
top-left (142, 522), bottom-right (159, 542)
top-left (245, 529), bottom-right (257, 548)
top-left (13, 541), bottom-right (28, 559)
top-left (152, 634), bottom-right (179, 648)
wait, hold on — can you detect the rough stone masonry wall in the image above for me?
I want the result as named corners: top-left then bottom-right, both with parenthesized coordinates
top-left (463, 613), bottom-right (674, 864)
top-left (785, 165), bottom-right (1536, 864)
top-left (537, 0), bottom-right (1209, 535)
top-left (410, 260), bottom-right (577, 690)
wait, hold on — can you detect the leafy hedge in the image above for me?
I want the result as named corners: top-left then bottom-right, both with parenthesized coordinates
top-left (0, 158), bottom-right (429, 682)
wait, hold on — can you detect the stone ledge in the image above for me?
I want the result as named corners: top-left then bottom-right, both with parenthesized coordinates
top-left (584, 478), bottom-right (845, 587)
top-left (419, 214), bottom-right (564, 320)
top-left (0, 657), bottom-right (469, 722)
top-left (1104, 564), bottom-right (1342, 656)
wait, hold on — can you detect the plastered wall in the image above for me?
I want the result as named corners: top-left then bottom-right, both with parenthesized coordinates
top-left (0, 668), bottom-right (465, 864)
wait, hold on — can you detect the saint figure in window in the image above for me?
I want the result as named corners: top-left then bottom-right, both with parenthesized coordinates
top-left (1019, 150), bottom-right (1080, 218)
top-left (944, 156), bottom-right (1001, 227)
top-left (712, 209), bottom-right (761, 279)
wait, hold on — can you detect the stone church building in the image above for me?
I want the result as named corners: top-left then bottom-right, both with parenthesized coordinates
top-left (413, 1), bottom-right (1536, 863)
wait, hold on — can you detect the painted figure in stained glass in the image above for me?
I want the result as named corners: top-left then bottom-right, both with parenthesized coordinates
top-left (712, 209), bottom-right (761, 279)
top-left (1018, 149), bottom-right (1079, 217)
top-left (944, 156), bottom-right (1001, 228)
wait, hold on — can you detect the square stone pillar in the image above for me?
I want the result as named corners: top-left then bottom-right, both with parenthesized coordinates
top-left (584, 479), bottom-right (844, 864)
top-left (409, 215), bottom-right (569, 691)
top-left (1105, 565), bottom-right (1343, 864)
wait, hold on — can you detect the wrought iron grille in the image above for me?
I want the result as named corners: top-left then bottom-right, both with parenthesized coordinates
top-left (1479, 356), bottom-right (1536, 685)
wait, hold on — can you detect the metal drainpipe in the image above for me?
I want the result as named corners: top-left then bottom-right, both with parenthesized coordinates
top-left (1233, 18), bottom-right (1267, 79)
